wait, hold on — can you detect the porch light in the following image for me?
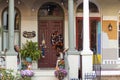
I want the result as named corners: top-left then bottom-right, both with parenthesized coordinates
top-left (108, 23), bottom-right (112, 31)
top-left (61, 0), bottom-right (65, 5)
top-left (17, 0), bottom-right (21, 4)
top-left (6, 0), bottom-right (8, 3)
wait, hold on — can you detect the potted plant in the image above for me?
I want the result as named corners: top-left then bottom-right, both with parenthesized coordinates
top-left (20, 40), bottom-right (42, 69)
top-left (55, 59), bottom-right (67, 80)
top-left (54, 68), bottom-right (67, 80)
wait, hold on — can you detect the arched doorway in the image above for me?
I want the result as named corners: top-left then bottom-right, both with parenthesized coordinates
top-left (38, 2), bottom-right (64, 68)
top-left (2, 7), bottom-right (21, 51)
top-left (76, 2), bottom-right (101, 79)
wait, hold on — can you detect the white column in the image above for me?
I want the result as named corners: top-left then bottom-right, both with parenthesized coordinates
top-left (81, 0), bottom-right (93, 79)
top-left (8, 0), bottom-right (15, 52)
top-left (83, 0), bottom-right (90, 51)
top-left (6, 0), bottom-right (17, 72)
top-left (68, 0), bottom-right (76, 51)
top-left (67, 0), bottom-right (79, 79)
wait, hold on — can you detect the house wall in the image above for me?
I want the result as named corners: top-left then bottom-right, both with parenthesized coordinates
top-left (76, 0), bottom-right (120, 63)
top-left (101, 16), bottom-right (119, 68)
top-left (0, 0), bottom-right (120, 61)
top-left (97, 0), bottom-right (120, 64)
top-left (0, 0), bottom-right (69, 49)
top-left (97, 0), bottom-right (120, 15)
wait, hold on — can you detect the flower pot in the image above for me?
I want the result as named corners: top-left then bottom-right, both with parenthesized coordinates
top-left (26, 57), bottom-right (32, 63)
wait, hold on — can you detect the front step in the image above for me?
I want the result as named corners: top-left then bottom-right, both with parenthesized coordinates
top-left (31, 69), bottom-right (58, 80)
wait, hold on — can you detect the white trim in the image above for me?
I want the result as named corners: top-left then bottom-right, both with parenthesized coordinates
top-left (76, 13), bottom-right (101, 17)
top-left (103, 16), bottom-right (118, 20)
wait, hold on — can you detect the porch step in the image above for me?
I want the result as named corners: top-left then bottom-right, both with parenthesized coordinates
top-left (31, 69), bottom-right (58, 80)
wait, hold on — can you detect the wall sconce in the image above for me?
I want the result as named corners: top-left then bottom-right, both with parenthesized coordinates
top-left (108, 23), bottom-right (112, 31)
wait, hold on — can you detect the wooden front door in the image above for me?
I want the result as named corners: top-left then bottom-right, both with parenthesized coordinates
top-left (38, 20), bottom-right (63, 68)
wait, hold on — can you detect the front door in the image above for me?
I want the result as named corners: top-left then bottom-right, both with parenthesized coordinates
top-left (38, 20), bottom-right (63, 68)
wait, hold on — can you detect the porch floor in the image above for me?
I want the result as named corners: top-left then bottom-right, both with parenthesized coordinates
top-left (101, 76), bottom-right (120, 80)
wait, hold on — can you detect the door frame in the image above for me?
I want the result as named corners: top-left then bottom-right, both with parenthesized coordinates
top-left (76, 17), bottom-right (100, 52)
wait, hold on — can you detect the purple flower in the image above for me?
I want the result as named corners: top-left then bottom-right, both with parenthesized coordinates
top-left (54, 69), bottom-right (67, 78)
top-left (20, 70), bottom-right (26, 76)
top-left (20, 70), bottom-right (34, 77)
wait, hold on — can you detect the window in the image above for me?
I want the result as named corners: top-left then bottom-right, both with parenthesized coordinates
top-left (2, 7), bottom-right (21, 50)
top-left (39, 2), bottom-right (63, 17)
top-left (77, 2), bottom-right (99, 13)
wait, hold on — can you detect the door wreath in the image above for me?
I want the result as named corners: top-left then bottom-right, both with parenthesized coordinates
top-left (51, 31), bottom-right (64, 54)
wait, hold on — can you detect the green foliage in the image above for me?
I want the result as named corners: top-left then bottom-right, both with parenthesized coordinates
top-left (0, 68), bottom-right (19, 80)
top-left (20, 40), bottom-right (42, 61)
top-left (0, 68), bottom-right (32, 80)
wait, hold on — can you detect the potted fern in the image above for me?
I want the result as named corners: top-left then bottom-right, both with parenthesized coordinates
top-left (20, 40), bottom-right (42, 69)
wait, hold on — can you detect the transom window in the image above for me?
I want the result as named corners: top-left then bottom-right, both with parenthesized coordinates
top-left (77, 2), bottom-right (99, 13)
top-left (39, 2), bottom-right (64, 17)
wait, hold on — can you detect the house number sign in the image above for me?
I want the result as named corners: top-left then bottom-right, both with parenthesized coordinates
top-left (23, 31), bottom-right (36, 38)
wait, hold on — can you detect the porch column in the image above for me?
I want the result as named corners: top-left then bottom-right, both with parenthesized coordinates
top-left (68, 0), bottom-right (75, 51)
top-left (67, 0), bottom-right (79, 79)
top-left (81, 0), bottom-right (93, 79)
top-left (6, 0), bottom-right (17, 71)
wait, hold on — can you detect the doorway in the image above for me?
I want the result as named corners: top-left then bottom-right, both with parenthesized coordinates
top-left (38, 2), bottom-right (64, 68)
top-left (76, 17), bottom-right (100, 53)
